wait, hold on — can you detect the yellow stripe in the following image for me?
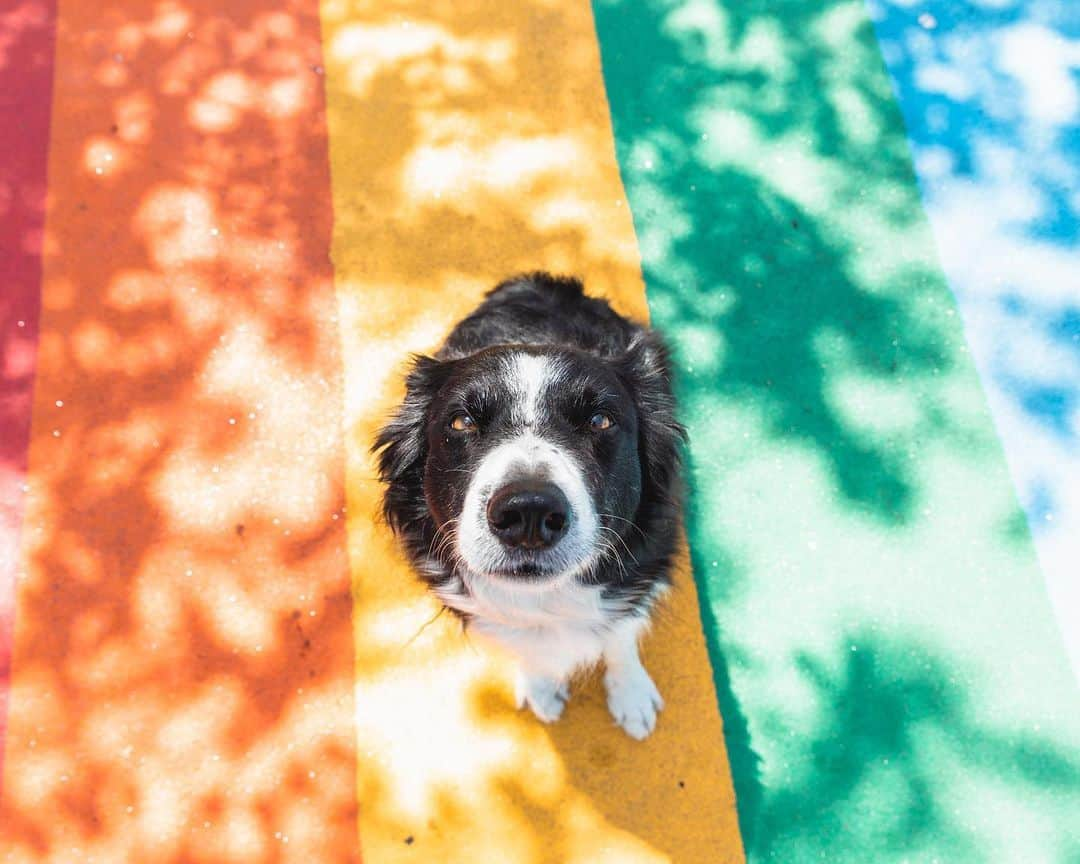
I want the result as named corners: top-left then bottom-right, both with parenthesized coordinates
top-left (319, 1), bottom-right (745, 860)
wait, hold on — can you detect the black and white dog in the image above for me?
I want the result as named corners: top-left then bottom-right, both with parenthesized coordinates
top-left (374, 272), bottom-right (685, 739)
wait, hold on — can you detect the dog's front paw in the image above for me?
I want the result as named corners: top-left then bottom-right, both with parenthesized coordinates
top-left (515, 673), bottom-right (570, 723)
top-left (605, 665), bottom-right (664, 739)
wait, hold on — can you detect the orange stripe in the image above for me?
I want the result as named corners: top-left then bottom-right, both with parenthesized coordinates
top-left (0, 2), bottom-right (359, 861)
top-left (320, 1), bottom-right (744, 860)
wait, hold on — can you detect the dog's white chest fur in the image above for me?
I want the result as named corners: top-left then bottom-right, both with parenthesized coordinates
top-left (433, 569), bottom-right (665, 739)
top-left (436, 572), bottom-right (612, 679)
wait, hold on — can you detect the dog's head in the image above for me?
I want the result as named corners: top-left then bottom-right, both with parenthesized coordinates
top-left (374, 333), bottom-right (683, 586)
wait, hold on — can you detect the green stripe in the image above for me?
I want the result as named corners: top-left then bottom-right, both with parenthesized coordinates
top-left (592, 0), bottom-right (1080, 859)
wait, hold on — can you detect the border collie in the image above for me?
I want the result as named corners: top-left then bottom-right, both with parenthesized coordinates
top-left (374, 272), bottom-right (685, 739)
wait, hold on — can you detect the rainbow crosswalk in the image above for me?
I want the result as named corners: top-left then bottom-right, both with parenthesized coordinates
top-left (1, 1), bottom-right (1077, 861)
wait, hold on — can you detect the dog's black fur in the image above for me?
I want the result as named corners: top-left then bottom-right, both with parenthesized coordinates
top-left (373, 272), bottom-right (686, 621)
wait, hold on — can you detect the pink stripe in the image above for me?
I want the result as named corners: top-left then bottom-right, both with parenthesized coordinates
top-left (0, 0), bottom-right (58, 782)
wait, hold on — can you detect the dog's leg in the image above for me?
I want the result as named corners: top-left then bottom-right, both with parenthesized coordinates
top-left (484, 618), bottom-right (607, 724)
top-left (602, 619), bottom-right (664, 739)
top-left (474, 618), bottom-right (588, 723)
top-left (514, 670), bottom-right (570, 723)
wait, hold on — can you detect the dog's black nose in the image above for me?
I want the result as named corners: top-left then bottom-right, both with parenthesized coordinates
top-left (487, 482), bottom-right (570, 550)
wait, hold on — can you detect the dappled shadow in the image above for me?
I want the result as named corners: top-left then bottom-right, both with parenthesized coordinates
top-left (758, 632), bottom-right (1080, 861)
top-left (0, 1), bottom-right (359, 860)
top-left (870, 0), bottom-right (1079, 250)
top-left (661, 170), bottom-right (947, 520)
top-left (354, 567), bottom-right (743, 864)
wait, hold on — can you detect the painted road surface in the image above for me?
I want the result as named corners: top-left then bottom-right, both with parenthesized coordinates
top-left (1, 0), bottom-right (1077, 861)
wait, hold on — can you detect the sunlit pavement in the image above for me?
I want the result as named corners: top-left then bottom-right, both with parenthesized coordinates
top-left (1, 1), bottom-right (1077, 862)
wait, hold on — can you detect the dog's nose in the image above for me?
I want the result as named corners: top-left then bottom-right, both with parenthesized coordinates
top-left (487, 482), bottom-right (570, 550)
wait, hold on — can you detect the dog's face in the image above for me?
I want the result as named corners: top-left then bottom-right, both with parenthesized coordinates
top-left (422, 348), bottom-right (642, 582)
top-left (376, 334), bottom-right (681, 587)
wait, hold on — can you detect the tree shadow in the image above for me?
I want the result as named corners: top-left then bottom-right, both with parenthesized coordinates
top-left (759, 633), bottom-right (1080, 861)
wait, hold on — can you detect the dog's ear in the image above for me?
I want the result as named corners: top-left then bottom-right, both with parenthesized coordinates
top-left (372, 354), bottom-right (450, 530)
top-left (620, 330), bottom-right (687, 501)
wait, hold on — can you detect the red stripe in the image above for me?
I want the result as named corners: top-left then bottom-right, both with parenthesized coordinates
top-left (0, 0), bottom-right (58, 784)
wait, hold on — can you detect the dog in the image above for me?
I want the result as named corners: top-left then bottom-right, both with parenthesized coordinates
top-left (373, 272), bottom-right (685, 739)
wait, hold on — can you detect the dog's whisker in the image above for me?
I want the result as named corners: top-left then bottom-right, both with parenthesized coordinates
top-left (598, 524), bottom-right (639, 566)
top-left (596, 535), bottom-right (629, 583)
top-left (426, 517), bottom-right (461, 562)
top-left (598, 511), bottom-right (648, 541)
top-left (598, 527), bottom-right (633, 572)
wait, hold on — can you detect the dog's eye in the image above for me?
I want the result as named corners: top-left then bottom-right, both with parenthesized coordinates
top-left (589, 412), bottom-right (614, 432)
top-left (450, 412), bottom-right (478, 433)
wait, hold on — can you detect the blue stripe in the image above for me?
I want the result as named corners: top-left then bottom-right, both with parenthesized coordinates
top-left (868, 0), bottom-right (1080, 678)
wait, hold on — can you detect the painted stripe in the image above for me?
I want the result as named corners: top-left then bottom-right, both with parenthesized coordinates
top-left (592, 0), bottom-right (1080, 860)
top-left (867, 0), bottom-right (1080, 681)
top-left (0, 2), bottom-right (359, 861)
top-left (0, 0), bottom-right (57, 793)
top-left (320, 0), bottom-right (743, 860)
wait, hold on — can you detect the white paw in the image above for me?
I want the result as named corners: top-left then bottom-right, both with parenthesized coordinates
top-left (605, 665), bottom-right (664, 740)
top-left (515, 673), bottom-right (570, 723)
